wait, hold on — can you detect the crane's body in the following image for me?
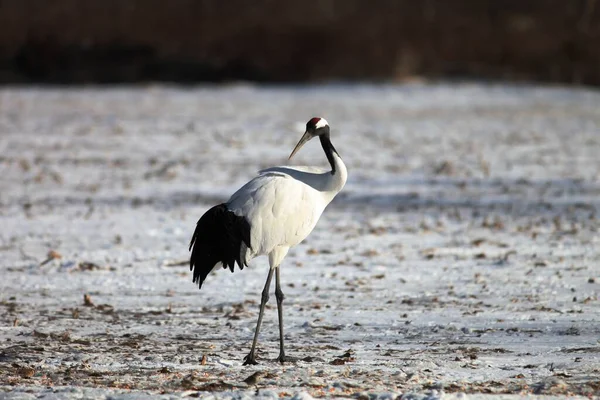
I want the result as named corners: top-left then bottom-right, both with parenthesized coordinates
top-left (229, 162), bottom-right (346, 267)
top-left (189, 117), bottom-right (346, 364)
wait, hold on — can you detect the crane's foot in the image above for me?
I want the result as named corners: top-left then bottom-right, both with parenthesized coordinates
top-left (276, 353), bottom-right (299, 364)
top-left (243, 352), bottom-right (259, 366)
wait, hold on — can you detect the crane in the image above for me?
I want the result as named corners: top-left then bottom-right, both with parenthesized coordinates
top-left (189, 117), bottom-right (347, 365)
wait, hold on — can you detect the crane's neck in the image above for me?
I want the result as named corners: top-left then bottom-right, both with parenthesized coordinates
top-left (320, 133), bottom-right (347, 195)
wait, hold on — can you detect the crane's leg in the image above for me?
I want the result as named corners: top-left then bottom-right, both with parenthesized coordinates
top-left (275, 266), bottom-right (286, 363)
top-left (243, 268), bottom-right (274, 365)
top-left (275, 266), bottom-right (297, 363)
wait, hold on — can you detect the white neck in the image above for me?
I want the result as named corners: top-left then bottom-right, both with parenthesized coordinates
top-left (327, 151), bottom-right (347, 197)
top-left (260, 134), bottom-right (347, 204)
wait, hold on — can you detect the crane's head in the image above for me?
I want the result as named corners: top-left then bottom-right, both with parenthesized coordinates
top-left (289, 117), bottom-right (330, 159)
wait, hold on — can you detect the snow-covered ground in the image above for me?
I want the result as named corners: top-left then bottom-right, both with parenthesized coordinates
top-left (1, 84), bottom-right (599, 399)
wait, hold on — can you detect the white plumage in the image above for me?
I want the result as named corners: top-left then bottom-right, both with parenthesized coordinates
top-left (189, 117), bottom-right (347, 365)
top-left (229, 163), bottom-right (346, 268)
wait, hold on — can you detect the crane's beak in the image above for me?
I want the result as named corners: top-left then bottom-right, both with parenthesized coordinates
top-left (288, 131), bottom-right (312, 160)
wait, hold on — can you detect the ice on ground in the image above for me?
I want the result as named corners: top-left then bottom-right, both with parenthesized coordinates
top-left (0, 83), bottom-right (599, 399)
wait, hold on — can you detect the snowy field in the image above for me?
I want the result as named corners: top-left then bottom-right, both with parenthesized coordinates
top-left (1, 84), bottom-right (599, 399)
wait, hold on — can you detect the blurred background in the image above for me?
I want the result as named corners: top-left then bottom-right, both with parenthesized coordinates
top-left (0, 0), bottom-right (599, 86)
top-left (2, 1), bottom-right (600, 395)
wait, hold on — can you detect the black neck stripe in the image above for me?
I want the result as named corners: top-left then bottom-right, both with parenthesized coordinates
top-left (320, 133), bottom-right (338, 175)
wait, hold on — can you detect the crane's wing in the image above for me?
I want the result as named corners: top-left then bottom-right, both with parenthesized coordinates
top-left (189, 203), bottom-right (252, 289)
top-left (227, 172), bottom-right (327, 256)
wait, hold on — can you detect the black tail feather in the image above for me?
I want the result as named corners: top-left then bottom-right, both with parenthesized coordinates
top-left (189, 203), bottom-right (251, 289)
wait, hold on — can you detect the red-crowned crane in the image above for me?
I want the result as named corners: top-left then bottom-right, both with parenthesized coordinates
top-left (189, 117), bottom-right (347, 365)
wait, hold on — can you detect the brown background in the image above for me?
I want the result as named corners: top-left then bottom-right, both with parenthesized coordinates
top-left (0, 0), bottom-right (598, 85)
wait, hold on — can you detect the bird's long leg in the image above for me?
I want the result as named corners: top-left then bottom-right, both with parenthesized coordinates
top-left (275, 266), bottom-right (286, 362)
top-left (243, 268), bottom-right (274, 365)
top-left (275, 267), bottom-right (297, 363)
